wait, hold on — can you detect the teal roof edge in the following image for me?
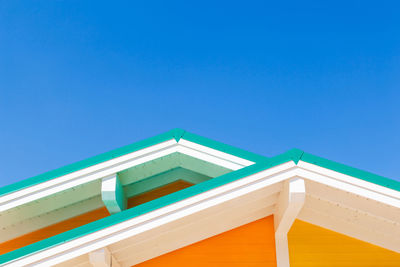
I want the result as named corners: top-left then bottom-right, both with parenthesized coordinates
top-left (0, 128), bottom-right (267, 197)
top-left (299, 151), bottom-right (400, 191)
top-left (1, 147), bottom-right (399, 264)
top-left (0, 151), bottom-right (292, 265)
top-left (0, 129), bottom-right (177, 197)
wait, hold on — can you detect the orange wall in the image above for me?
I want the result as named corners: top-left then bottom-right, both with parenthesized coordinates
top-left (288, 220), bottom-right (400, 267)
top-left (127, 180), bottom-right (193, 208)
top-left (0, 207), bottom-right (110, 255)
top-left (0, 181), bottom-right (192, 255)
top-left (134, 216), bottom-right (277, 267)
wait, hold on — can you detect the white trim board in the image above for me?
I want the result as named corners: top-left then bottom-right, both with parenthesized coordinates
top-left (3, 162), bottom-right (296, 267)
top-left (2, 161), bottom-right (400, 266)
top-left (274, 178), bottom-right (305, 267)
top-left (0, 139), bottom-right (253, 213)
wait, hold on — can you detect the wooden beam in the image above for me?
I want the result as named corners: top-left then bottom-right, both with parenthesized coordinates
top-left (274, 178), bottom-right (306, 267)
top-left (89, 247), bottom-right (121, 267)
top-left (101, 174), bottom-right (126, 214)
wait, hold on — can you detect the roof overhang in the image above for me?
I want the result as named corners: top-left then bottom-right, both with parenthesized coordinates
top-left (1, 158), bottom-right (399, 266)
top-left (0, 129), bottom-right (399, 266)
top-left (0, 138), bottom-right (254, 213)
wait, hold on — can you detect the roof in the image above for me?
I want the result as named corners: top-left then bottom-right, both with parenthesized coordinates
top-left (0, 129), bottom-right (399, 266)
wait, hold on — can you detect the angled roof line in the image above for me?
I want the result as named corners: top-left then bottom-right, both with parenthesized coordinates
top-left (298, 150), bottom-right (400, 191)
top-left (0, 129), bottom-right (175, 197)
top-left (0, 147), bottom-right (399, 264)
top-left (0, 157), bottom-right (283, 265)
top-left (180, 130), bottom-right (269, 163)
top-left (170, 128), bottom-right (186, 142)
top-left (0, 128), bottom-right (267, 197)
top-left (270, 148), bottom-right (400, 191)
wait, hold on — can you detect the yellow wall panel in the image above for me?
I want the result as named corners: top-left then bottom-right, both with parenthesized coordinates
top-left (134, 216), bottom-right (277, 267)
top-left (288, 220), bottom-right (400, 267)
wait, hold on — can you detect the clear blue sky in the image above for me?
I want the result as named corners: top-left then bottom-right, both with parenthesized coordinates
top-left (1, 1), bottom-right (399, 187)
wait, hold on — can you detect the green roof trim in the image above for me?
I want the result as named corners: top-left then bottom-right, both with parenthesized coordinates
top-left (299, 152), bottom-right (400, 191)
top-left (0, 128), bottom-right (267, 198)
top-left (0, 157), bottom-right (289, 265)
top-left (282, 148), bottom-right (304, 164)
top-left (0, 129), bottom-right (178, 197)
top-left (1, 129), bottom-right (399, 265)
top-left (171, 128), bottom-right (186, 142)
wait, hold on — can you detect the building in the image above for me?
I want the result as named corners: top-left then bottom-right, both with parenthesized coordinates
top-left (0, 129), bottom-right (399, 266)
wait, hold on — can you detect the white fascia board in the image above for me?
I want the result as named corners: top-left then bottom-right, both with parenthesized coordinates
top-left (0, 139), bottom-right (255, 213)
top-left (176, 146), bottom-right (244, 170)
top-left (5, 162), bottom-right (296, 267)
top-left (4, 161), bottom-right (399, 266)
top-left (0, 140), bottom-right (179, 212)
top-left (274, 178), bottom-right (305, 267)
top-left (295, 165), bottom-right (400, 208)
top-left (297, 161), bottom-right (399, 201)
top-left (178, 139), bottom-right (254, 167)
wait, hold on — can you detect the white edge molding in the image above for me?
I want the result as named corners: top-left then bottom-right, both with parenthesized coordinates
top-left (274, 178), bottom-right (306, 267)
top-left (0, 139), bottom-right (253, 213)
top-left (3, 160), bottom-right (400, 266)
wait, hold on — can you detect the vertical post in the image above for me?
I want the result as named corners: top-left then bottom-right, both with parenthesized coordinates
top-left (274, 178), bottom-right (306, 267)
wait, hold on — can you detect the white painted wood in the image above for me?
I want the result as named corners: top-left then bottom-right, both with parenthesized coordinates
top-left (3, 163), bottom-right (295, 267)
top-left (176, 145), bottom-right (244, 170)
top-left (101, 174), bottom-right (126, 214)
top-left (0, 140), bottom-right (177, 203)
top-left (114, 203), bottom-right (274, 263)
top-left (0, 180), bottom-right (100, 229)
top-left (296, 168), bottom-right (400, 208)
top-left (177, 153), bottom-right (231, 178)
top-left (89, 247), bottom-right (121, 267)
top-left (297, 161), bottom-right (400, 201)
top-left (111, 189), bottom-right (279, 255)
top-left (0, 139), bottom-right (254, 213)
top-left (111, 256), bottom-right (121, 267)
top-left (53, 254), bottom-right (90, 267)
top-left (89, 248), bottom-right (111, 267)
top-left (3, 160), bottom-right (400, 266)
top-left (178, 139), bottom-right (254, 166)
top-left (305, 194), bottom-right (400, 236)
top-left (0, 141), bottom-right (179, 212)
top-left (119, 207), bottom-right (274, 267)
top-left (0, 196), bottom-right (103, 242)
top-left (274, 178), bottom-right (305, 267)
top-left (305, 180), bottom-right (400, 222)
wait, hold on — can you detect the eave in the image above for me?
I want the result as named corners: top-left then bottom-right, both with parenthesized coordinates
top-left (0, 129), bottom-right (399, 266)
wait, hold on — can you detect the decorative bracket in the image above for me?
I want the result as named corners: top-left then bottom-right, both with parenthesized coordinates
top-left (101, 174), bottom-right (127, 214)
top-left (274, 178), bottom-right (306, 267)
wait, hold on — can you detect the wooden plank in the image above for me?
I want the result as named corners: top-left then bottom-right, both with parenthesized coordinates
top-left (274, 178), bottom-right (305, 267)
top-left (0, 207), bottom-right (109, 254)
